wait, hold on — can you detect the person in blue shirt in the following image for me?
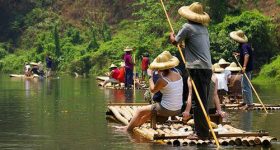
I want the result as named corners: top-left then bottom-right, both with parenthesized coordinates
top-left (230, 30), bottom-right (254, 110)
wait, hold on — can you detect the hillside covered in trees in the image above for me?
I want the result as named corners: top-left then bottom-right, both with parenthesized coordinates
top-left (0, 0), bottom-right (279, 78)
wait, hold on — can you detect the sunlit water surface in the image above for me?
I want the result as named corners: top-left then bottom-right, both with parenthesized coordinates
top-left (0, 74), bottom-right (279, 149)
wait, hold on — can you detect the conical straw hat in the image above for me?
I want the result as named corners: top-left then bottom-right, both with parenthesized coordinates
top-left (149, 51), bottom-right (179, 70)
top-left (229, 30), bottom-right (248, 43)
top-left (178, 2), bottom-right (210, 25)
top-left (218, 58), bottom-right (230, 65)
top-left (124, 46), bottom-right (133, 52)
top-left (213, 63), bottom-right (224, 73)
top-left (225, 62), bottom-right (241, 72)
top-left (109, 64), bottom-right (117, 69)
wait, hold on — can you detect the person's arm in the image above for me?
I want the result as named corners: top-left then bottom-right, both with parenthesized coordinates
top-left (109, 71), bottom-right (114, 78)
top-left (182, 77), bottom-right (192, 119)
top-left (213, 76), bottom-right (226, 118)
top-left (170, 24), bottom-right (189, 46)
top-left (242, 54), bottom-right (249, 72)
top-left (149, 77), bottom-right (167, 94)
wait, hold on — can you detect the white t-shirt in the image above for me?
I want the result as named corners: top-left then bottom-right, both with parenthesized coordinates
top-left (215, 70), bottom-right (231, 91)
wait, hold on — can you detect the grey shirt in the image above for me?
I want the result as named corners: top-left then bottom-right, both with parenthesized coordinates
top-left (175, 23), bottom-right (212, 69)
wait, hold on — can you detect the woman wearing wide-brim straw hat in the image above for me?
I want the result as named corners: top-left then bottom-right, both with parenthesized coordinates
top-left (169, 2), bottom-right (212, 139)
top-left (226, 62), bottom-right (242, 102)
top-left (123, 46), bottom-right (134, 88)
top-left (230, 29), bottom-right (254, 110)
top-left (126, 51), bottom-right (184, 131)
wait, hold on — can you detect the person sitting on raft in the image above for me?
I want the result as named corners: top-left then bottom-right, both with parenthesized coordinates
top-left (126, 51), bottom-right (183, 131)
top-left (183, 70), bottom-right (226, 122)
top-left (103, 64), bottom-right (120, 87)
top-left (226, 62), bottom-right (242, 102)
top-left (24, 62), bottom-right (32, 77)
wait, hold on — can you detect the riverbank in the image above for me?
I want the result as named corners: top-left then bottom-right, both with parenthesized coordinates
top-left (253, 55), bottom-right (280, 84)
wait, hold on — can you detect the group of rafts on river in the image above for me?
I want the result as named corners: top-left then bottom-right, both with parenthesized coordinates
top-left (102, 2), bottom-right (279, 148)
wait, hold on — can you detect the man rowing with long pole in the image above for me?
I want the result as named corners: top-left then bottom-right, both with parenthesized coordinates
top-left (169, 2), bottom-right (212, 140)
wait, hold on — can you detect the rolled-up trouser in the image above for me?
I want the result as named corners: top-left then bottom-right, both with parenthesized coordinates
top-left (189, 69), bottom-right (212, 138)
top-left (125, 68), bottom-right (133, 87)
top-left (242, 71), bottom-right (253, 105)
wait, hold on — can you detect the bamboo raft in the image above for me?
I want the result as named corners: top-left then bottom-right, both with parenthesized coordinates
top-left (9, 74), bottom-right (40, 79)
top-left (106, 104), bottom-right (277, 147)
top-left (96, 76), bottom-right (148, 90)
top-left (223, 103), bottom-right (280, 110)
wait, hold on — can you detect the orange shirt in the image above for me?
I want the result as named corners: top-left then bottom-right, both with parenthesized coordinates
top-left (117, 67), bottom-right (125, 83)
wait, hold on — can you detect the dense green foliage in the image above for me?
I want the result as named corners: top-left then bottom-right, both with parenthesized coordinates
top-left (254, 55), bottom-right (280, 83)
top-left (0, 0), bottom-right (279, 77)
top-left (209, 10), bottom-right (278, 67)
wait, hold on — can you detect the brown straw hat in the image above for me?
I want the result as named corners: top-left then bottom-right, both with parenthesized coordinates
top-left (149, 51), bottom-right (179, 70)
top-left (218, 58), bottom-right (230, 65)
top-left (213, 63), bottom-right (224, 73)
top-left (225, 62), bottom-right (241, 72)
top-left (124, 46), bottom-right (133, 52)
top-left (178, 2), bottom-right (210, 25)
top-left (229, 30), bottom-right (248, 43)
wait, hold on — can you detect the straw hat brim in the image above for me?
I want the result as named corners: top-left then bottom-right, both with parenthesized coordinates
top-left (225, 67), bottom-right (241, 72)
top-left (30, 62), bottom-right (39, 66)
top-left (149, 56), bottom-right (179, 70)
top-left (124, 48), bottom-right (133, 52)
top-left (109, 64), bottom-right (117, 69)
top-left (218, 62), bottom-right (230, 65)
top-left (230, 31), bottom-right (248, 43)
top-left (214, 68), bottom-right (225, 73)
top-left (178, 6), bottom-right (210, 25)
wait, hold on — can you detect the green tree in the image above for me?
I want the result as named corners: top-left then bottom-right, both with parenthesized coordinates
top-left (53, 24), bottom-right (61, 57)
top-left (209, 10), bottom-right (278, 68)
top-left (87, 27), bottom-right (99, 51)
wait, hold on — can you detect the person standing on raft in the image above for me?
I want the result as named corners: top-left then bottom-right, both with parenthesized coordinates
top-left (169, 2), bottom-right (212, 139)
top-left (141, 52), bottom-right (150, 81)
top-left (123, 46), bottom-right (134, 88)
top-left (230, 30), bottom-right (254, 110)
top-left (126, 51), bottom-right (183, 131)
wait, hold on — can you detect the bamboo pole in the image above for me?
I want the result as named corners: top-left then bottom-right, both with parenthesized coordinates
top-left (159, 0), bottom-right (220, 148)
top-left (233, 55), bottom-right (268, 113)
top-left (133, 54), bottom-right (136, 98)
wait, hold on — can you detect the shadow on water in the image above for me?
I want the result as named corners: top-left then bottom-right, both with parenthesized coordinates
top-left (0, 74), bottom-right (279, 149)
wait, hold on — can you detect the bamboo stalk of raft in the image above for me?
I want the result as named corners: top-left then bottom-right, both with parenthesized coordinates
top-left (107, 106), bottom-right (277, 146)
top-left (153, 132), bottom-right (269, 140)
top-left (108, 103), bottom-right (149, 106)
top-left (108, 106), bottom-right (129, 125)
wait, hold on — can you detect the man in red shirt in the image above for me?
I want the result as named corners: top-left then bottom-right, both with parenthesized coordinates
top-left (103, 64), bottom-right (120, 87)
top-left (141, 52), bottom-right (150, 81)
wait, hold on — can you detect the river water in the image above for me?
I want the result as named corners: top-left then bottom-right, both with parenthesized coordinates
top-left (0, 74), bottom-right (279, 149)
